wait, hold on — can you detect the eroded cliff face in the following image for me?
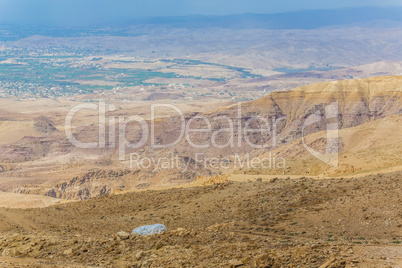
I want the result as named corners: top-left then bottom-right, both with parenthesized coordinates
top-left (13, 160), bottom-right (212, 200)
top-left (44, 170), bottom-right (131, 200)
top-left (13, 170), bottom-right (131, 200)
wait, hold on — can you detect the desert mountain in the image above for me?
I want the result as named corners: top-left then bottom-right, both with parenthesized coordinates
top-left (0, 76), bottom-right (401, 198)
top-left (148, 76), bottom-right (402, 157)
top-left (246, 114), bottom-right (402, 176)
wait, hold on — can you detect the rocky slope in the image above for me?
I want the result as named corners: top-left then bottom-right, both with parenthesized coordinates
top-left (242, 114), bottom-right (402, 176)
top-left (1, 76), bottom-right (401, 199)
top-left (13, 163), bottom-right (213, 200)
top-left (0, 171), bottom-right (401, 267)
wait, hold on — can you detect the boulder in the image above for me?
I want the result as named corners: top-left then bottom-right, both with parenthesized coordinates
top-left (117, 231), bottom-right (130, 240)
top-left (131, 224), bottom-right (167, 236)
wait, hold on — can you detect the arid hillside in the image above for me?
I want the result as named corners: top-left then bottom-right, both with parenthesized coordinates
top-left (1, 6), bottom-right (402, 268)
top-left (246, 114), bottom-right (402, 176)
top-left (108, 76), bottom-right (402, 160)
top-left (0, 172), bottom-right (401, 267)
top-left (0, 76), bottom-right (401, 198)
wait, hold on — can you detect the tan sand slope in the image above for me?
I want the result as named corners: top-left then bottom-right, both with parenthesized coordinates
top-left (0, 191), bottom-right (68, 208)
top-left (252, 114), bottom-right (402, 176)
top-left (0, 121), bottom-right (42, 145)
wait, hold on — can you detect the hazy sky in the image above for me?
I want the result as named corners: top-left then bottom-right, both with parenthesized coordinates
top-left (0, 0), bottom-right (401, 26)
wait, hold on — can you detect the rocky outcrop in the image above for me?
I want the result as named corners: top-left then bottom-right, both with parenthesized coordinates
top-left (13, 170), bottom-right (131, 200)
top-left (33, 116), bottom-right (58, 135)
top-left (13, 163), bottom-right (211, 200)
top-left (43, 169), bottom-right (131, 200)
